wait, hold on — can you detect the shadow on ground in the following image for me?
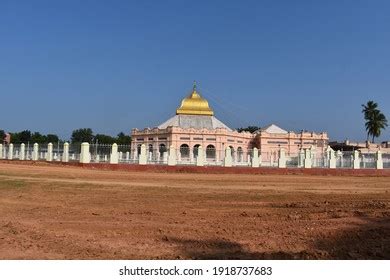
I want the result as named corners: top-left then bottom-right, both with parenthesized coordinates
top-left (165, 218), bottom-right (390, 260)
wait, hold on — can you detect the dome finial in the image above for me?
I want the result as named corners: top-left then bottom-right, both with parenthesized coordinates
top-left (176, 82), bottom-right (214, 116)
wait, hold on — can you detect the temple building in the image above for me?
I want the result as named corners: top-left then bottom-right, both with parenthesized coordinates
top-left (131, 83), bottom-right (329, 165)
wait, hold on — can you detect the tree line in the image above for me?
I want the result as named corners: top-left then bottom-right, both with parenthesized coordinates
top-left (71, 128), bottom-right (131, 145)
top-left (0, 128), bottom-right (131, 145)
top-left (1, 102), bottom-right (388, 144)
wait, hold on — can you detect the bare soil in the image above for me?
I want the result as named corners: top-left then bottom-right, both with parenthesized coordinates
top-left (0, 162), bottom-right (389, 259)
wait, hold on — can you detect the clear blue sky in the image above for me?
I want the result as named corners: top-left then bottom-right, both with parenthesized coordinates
top-left (1, 0), bottom-right (389, 141)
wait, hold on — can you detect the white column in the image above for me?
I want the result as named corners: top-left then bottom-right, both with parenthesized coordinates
top-left (126, 151), bottom-right (130, 161)
top-left (259, 152), bottom-right (262, 167)
top-left (190, 147), bottom-right (194, 163)
top-left (329, 149), bottom-right (336, 169)
top-left (139, 144), bottom-right (147, 165)
top-left (304, 149), bottom-right (312, 168)
top-left (196, 145), bottom-right (204, 166)
top-left (32, 143), bottom-right (39, 161)
top-left (46, 143), bottom-right (53, 162)
top-left (62, 142), bottom-right (69, 162)
top-left (162, 152), bottom-right (168, 164)
top-left (376, 150), bottom-right (383, 170)
top-left (79, 142), bottom-right (91, 164)
top-left (20, 143), bottom-right (26, 160)
top-left (168, 146), bottom-right (177, 166)
top-left (252, 148), bottom-right (260, 168)
top-left (310, 145), bottom-right (316, 167)
top-left (8, 144), bottom-right (14, 160)
top-left (353, 150), bottom-right (360, 169)
top-left (298, 149), bottom-right (305, 167)
top-left (223, 147), bottom-right (233, 167)
top-left (110, 143), bottom-right (119, 164)
top-left (278, 148), bottom-right (286, 168)
top-left (0, 144), bottom-right (2, 159)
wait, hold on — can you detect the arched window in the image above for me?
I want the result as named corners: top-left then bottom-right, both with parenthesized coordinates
top-left (193, 144), bottom-right (201, 158)
top-left (180, 144), bottom-right (190, 158)
top-left (206, 144), bottom-right (216, 159)
top-left (237, 147), bottom-right (243, 162)
top-left (148, 144), bottom-right (154, 153)
top-left (159, 144), bottom-right (167, 154)
top-left (229, 146), bottom-right (234, 157)
top-left (137, 144), bottom-right (142, 155)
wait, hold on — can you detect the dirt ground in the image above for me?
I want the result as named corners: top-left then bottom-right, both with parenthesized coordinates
top-left (0, 162), bottom-right (389, 260)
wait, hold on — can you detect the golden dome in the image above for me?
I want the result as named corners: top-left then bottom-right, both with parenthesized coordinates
top-left (176, 83), bottom-right (214, 116)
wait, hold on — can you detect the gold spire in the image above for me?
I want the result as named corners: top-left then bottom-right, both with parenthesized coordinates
top-left (176, 82), bottom-right (214, 116)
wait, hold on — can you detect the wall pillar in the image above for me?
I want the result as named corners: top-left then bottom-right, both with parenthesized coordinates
top-left (353, 150), bottom-right (360, 169)
top-left (79, 142), bottom-right (91, 164)
top-left (162, 152), bottom-right (168, 164)
top-left (328, 148), bottom-right (336, 169)
top-left (139, 144), bottom-right (147, 165)
top-left (196, 145), bottom-right (204, 166)
top-left (223, 147), bottom-right (232, 167)
top-left (168, 146), bottom-right (176, 166)
top-left (376, 150), bottom-right (383, 170)
top-left (8, 144), bottom-right (14, 160)
top-left (46, 143), bottom-right (53, 162)
top-left (62, 142), bottom-right (69, 162)
top-left (259, 152), bottom-right (262, 167)
top-left (310, 146), bottom-right (316, 167)
top-left (304, 148), bottom-right (312, 168)
top-left (0, 144), bottom-right (2, 159)
top-left (20, 143), bottom-right (25, 160)
top-left (32, 143), bottom-right (39, 161)
top-left (110, 143), bottom-right (119, 164)
top-left (278, 148), bottom-right (286, 168)
top-left (298, 149), bottom-right (305, 167)
top-left (251, 148), bottom-right (260, 168)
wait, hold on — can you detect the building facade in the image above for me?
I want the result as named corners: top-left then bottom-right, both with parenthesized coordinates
top-left (131, 84), bottom-right (329, 165)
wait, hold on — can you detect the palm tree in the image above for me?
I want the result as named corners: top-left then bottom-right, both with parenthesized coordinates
top-left (362, 101), bottom-right (388, 143)
top-left (361, 101), bottom-right (378, 141)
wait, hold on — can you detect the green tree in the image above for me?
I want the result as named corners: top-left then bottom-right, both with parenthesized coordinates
top-left (19, 130), bottom-right (32, 143)
top-left (362, 101), bottom-right (388, 143)
top-left (0, 130), bottom-right (5, 142)
top-left (94, 134), bottom-right (116, 144)
top-left (237, 126), bottom-right (260, 133)
top-left (46, 134), bottom-right (59, 143)
top-left (71, 128), bottom-right (94, 143)
top-left (362, 101), bottom-right (379, 141)
top-left (31, 132), bottom-right (47, 144)
top-left (10, 132), bottom-right (21, 143)
top-left (116, 132), bottom-right (131, 145)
